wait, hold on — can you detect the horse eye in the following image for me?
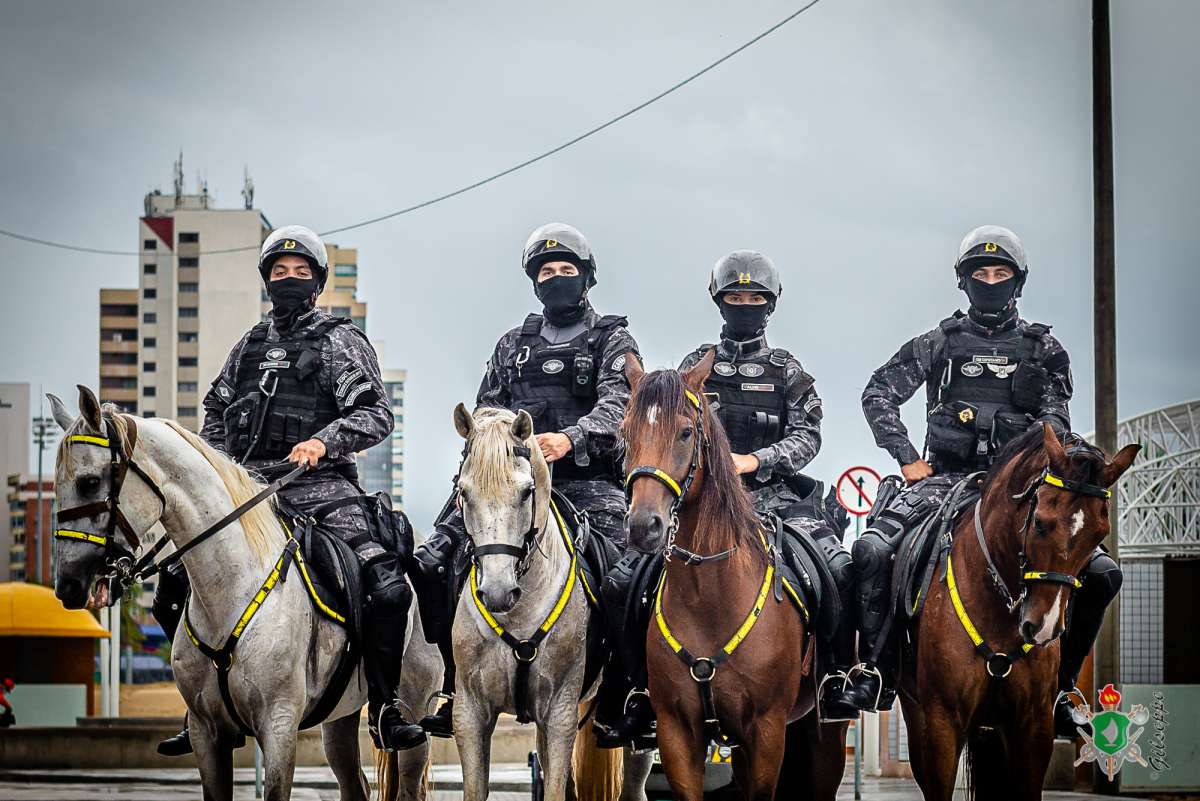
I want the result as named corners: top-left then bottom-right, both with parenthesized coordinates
top-left (520, 486), bottom-right (534, 502)
top-left (679, 427), bottom-right (693, 442)
top-left (77, 476), bottom-right (102, 495)
top-left (1034, 518), bottom-right (1048, 536)
top-left (458, 489), bottom-right (470, 505)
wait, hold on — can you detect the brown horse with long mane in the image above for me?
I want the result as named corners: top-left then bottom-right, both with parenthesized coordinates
top-left (899, 423), bottom-right (1138, 800)
top-left (621, 351), bottom-right (846, 801)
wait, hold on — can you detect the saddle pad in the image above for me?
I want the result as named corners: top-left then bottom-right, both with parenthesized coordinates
top-left (895, 480), bottom-right (981, 625)
top-left (775, 516), bottom-right (840, 642)
top-left (297, 520), bottom-right (363, 643)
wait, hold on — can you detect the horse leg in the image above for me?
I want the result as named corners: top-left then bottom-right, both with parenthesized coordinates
top-left (907, 700), bottom-right (962, 801)
top-left (190, 719), bottom-right (234, 801)
top-left (654, 710), bottom-right (709, 801)
top-left (455, 697), bottom-right (497, 801)
top-left (739, 714), bottom-right (789, 801)
top-left (773, 712), bottom-right (847, 801)
top-left (1002, 702), bottom-right (1056, 800)
top-left (537, 705), bottom-right (579, 801)
top-left (619, 746), bottom-right (653, 801)
top-left (256, 711), bottom-right (301, 801)
top-left (322, 710), bottom-right (370, 801)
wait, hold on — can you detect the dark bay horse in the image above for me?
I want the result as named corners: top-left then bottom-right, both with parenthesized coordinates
top-left (621, 351), bottom-right (845, 801)
top-left (900, 423), bottom-right (1138, 800)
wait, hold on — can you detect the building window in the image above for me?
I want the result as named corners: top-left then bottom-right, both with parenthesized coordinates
top-left (143, 312), bottom-right (157, 323)
top-left (179, 307), bottom-right (198, 318)
top-left (144, 411), bottom-right (156, 418)
top-left (143, 361), bottom-right (156, 372)
top-left (179, 282), bottom-right (198, 292)
top-left (179, 232), bottom-right (199, 243)
top-left (179, 332), bottom-right (198, 343)
top-left (178, 357), bottom-right (197, 367)
top-left (143, 387), bottom-right (157, 397)
top-left (178, 407), bottom-right (198, 418)
top-left (144, 263), bottom-right (157, 274)
top-left (179, 257), bottom-right (199, 268)
top-left (335, 264), bottom-right (357, 276)
top-left (144, 239), bottom-right (157, 250)
top-left (177, 382), bottom-right (198, 393)
top-left (143, 336), bottom-right (156, 347)
top-left (143, 288), bottom-right (157, 299)
top-left (333, 306), bottom-right (351, 316)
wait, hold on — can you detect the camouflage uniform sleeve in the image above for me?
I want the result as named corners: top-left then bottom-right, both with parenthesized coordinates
top-left (677, 346), bottom-right (709, 374)
top-left (861, 327), bottom-right (941, 467)
top-left (560, 327), bottom-right (640, 467)
top-left (199, 331), bottom-right (250, 452)
top-left (750, 359), bottom-right (822, 482)
top-left (1034, 332), bottom-right (1072, 433)
top-left (311, 325), bottom-right (393, 460)
top-left (474, 328), bottom-right (519, 410)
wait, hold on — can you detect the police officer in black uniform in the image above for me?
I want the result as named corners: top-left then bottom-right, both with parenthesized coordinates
top-left (153, 225), bottom-right (426, 754)
top-left (410, 222), bottom-right (639, 737)
top-left (822, 226), bottom-right (1122, 736)
top-left (593, 252), bottom-right (856, 746)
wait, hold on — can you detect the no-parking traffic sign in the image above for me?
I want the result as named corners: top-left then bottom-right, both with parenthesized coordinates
top-left (836, 466), bottom-right (882, 517)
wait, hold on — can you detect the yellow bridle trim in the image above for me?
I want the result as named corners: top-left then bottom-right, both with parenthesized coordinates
top-left (1044, 471), bottom-right (1112, 498)
top-left (67, 435), bottom-right (110, 447)
top-left (946, 554), bottom-right (1033, 655)
top-left (1022, 570), bottom-right (1082, 589)
top-left (624, 467), bottom-right (682, 497)
top-left (54, 529), bottom-right (107, 546)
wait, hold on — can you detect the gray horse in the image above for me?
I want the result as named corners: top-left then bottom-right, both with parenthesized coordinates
top-left (50, 386), bottom-right (439, 801)
top-left (386, 404), bottom-right (649, 801)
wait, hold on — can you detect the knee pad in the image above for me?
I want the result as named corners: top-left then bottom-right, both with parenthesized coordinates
top-left (818, 537), bottom-right (854, 594)
top-left (1080, 549), bottom-right (1122, 604)
top-left (152, 566), bottom-right (190, 640)
top-left (363, 554), bottom-right (413, 617)
top-left (851, 531), bottom-right (896, 580)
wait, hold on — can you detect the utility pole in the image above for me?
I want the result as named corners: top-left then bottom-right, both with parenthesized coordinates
top-left (32, 406), bottom-right (56, 586)
top-left (1092, 0), bottom-right (1120, 792)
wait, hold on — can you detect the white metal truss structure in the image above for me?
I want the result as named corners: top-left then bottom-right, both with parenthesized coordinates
top-left (1094, 400), bottom-right (1200, 558)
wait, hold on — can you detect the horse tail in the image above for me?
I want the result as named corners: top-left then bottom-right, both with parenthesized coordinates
top-left (964, 725), bottom-right (1008, 801)
top-left (571, 703), bottom-right (623, 801)
top-left (374, 747), bottom-right (398, 801)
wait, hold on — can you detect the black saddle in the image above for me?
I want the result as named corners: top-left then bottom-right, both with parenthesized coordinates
top-left (769, 514), bottom-right (840, 642)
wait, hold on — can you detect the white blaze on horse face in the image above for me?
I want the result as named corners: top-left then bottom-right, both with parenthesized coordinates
top-left (646, 405), bottom-right (658, 426)
top-left (1034, 589), bottom-right (1065, 645)
top-left (1069, 509), bottom-right (1085, 541)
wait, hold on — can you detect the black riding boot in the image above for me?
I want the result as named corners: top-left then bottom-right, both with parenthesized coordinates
top-left (593, 551), bottom-right (657, 749)
top-left (818, 615), bottom-right (859, 722)
top-left (153, 565), bottom-right (195, 756)
top-left (363, 555), bottom-right (426, 752)
top-left (410, 518), bottom-right (464, 738)
top-left (1055, 550), bottom-right (1122, 739)
top-left (419, 631), bottom-right (457, 738)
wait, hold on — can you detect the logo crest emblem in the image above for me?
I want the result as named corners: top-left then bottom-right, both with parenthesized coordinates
top-left (542, 359), bottom-right (564, 374)
top-left (714, 362), bottom-right (736, 376)
top-left (984, 242), bottom-right (998, 253)
top-left (987, 363), bottom-right (1018, 378)
top-left (282, 239), bottom-right (297, 250)
top-left (737, 272), bottom-right (752, 285)
top-left (1071, 684), bottom-right (1150, 781)
top-left (961, 362), bottom-right (985, 377)
top-left (958, 407), bottom-right (975, 424)
top-left (611, 355), bottom-right (626, 371)
top-left (738, 363), bottom-right (765, 378)
top-left (266, 347), bottom-right (287, 361)
top-left (545, 239), bottom-right (557, 249)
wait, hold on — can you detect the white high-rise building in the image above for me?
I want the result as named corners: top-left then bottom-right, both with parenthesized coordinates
top-left (0, 383), bottom-right (30, 581)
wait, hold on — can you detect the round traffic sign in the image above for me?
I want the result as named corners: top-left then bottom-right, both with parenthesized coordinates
top-left (836, 466), bottom-right (882, 517)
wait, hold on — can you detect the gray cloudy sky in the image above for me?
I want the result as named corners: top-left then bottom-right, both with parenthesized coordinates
top-left (1, 0), bottom-right (1196, 527)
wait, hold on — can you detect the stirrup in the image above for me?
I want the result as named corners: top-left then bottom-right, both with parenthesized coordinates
top-left (816, 669), bottom-right (854, 723)
top-left (847, 662), bottom-right (885, 712)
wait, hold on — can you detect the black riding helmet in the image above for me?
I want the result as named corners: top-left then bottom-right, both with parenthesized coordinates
top-left (709, 250), bottom-right (782, 308)
top-left (521, 223), bottom-right (597, 288)
top-left (953, 225), bottom-right (1029, 297)
top-left (259, 225), bottom-right (329, 290)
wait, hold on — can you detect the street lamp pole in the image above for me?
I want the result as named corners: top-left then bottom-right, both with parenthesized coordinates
top-left (32, 411), bottom-right (56, 586)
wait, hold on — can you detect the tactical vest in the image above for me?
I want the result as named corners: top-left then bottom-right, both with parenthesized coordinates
top-left (702, 347), bottom-right (793, 486)
top-left (223, 317), bottom-right (350, 461)
top-left (925, 315), bottom-right (1052, 471)
top-left (506, 313), bottom-right (628, 481)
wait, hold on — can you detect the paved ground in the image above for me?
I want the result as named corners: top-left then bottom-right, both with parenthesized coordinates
top-left (0, 765), bottom-right (1147, 800)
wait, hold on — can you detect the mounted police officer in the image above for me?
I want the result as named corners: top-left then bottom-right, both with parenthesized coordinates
top-left (152, 225), bottom-right (426, 755)
top-left (410, 222), bottom-right (639, 738)
top-left (822, 226), bottom-right (1122, 736)
top-left (594, 251), bottom-right (855, 747)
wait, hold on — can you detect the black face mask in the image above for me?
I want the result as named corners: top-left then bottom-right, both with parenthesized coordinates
top-left (964, 276), bottom-right (1017, 317)
top-left (535, 274), bottom-right (588, 324)
top-left (720, 301), bottom-right (771, 340)
top-left (268, 277), bottom-right (319, 328)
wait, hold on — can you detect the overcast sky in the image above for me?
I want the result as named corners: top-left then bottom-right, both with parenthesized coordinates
top-left (1, 0), bottom-right (1195, 527)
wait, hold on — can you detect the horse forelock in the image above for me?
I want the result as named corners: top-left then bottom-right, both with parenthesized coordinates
top-left (56, 405), bottom-right (135, 480)
top-left (987, 426), bottom-right (1108, 497)
top-left (462, 408), bottom-right (546, 501)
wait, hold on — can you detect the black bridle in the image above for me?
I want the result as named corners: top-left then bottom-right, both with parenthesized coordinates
top-left (624, 389), bottom-right (734, 565)
top-left (462, 442), bottom-right (543, 578)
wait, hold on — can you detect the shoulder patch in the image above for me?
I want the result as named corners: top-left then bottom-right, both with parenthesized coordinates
top-left (610, 354), bottom-right (626, 371)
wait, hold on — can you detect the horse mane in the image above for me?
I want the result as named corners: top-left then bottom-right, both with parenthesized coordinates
top-left (160, 419), bottom-right (282, 565)
top-left (461, 407), bottom-right (550, 507)
top-left (623, 369), bottom-right (760, 557)
top-left (984, 424), bottom-right (1107, 497)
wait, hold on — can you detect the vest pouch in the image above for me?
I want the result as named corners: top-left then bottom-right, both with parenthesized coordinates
top-left (360, 493), bottom-right (415, 564)
top-left (294, 347), bottom-right (322, 379)
top-left (1010, 360), bottom-right (1048, 411)
top-left (222, 394), bottom-right (261, 456)
top-left (926, 402), bottom-right (977, 462)
top-left (749, 412), bottom-right (781, 452)
top-left (992, 410), bottom-right (1034, 451)
top-left (571, 353), bottom-right (595, 399)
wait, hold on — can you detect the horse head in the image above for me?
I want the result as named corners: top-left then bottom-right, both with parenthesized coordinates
top-left (989, 422), bottom-right (1139, 646)
top-left (48, 386), bottom-right (163, 609)
top-left (454, 402), bottom-right (549, 613)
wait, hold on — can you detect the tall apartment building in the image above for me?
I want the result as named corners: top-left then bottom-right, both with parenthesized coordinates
top-left (7, 475), bottom-right (54, 584)
top-left (99, 167), bottom-right (271, 430)
top-left (360, 369), bottom-right (406, 504)
top-left (0, 383), bottom-right (31, 580)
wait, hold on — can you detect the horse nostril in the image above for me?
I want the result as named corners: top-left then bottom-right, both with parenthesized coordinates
top-left (1020, 620), bottom-right (1036, 644)
top-left (510, 588), bottom-right (522, 606)
top-left (648, 514), bottom-right (664, 538)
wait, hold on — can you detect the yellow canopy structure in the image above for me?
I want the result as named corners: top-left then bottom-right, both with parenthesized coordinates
top-left (0, 582), bottom-right (110, 638)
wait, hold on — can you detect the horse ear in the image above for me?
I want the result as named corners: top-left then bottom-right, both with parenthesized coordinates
top-left (1041, 422), bottom-right (1069, 475)
top-left (683, 347), bottom-right (717, 393)
top-left (77, 385), bottom-right (102, 432)
top-left (453, 402), bottom-right (474, 440)
top-left (623, 351), bottom-right (644, 390)
top-left (1099, 443), bottom-right (1140, 488)
top-left (511, 409), bottom-right (534, 441)
top-left (47, 393), bottom-right (75, 432)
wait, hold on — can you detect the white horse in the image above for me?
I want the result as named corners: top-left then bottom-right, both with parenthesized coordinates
top-left (50, 386), bottom-right (439, 801)
top-left (383, 404), bottom-right (649, 801)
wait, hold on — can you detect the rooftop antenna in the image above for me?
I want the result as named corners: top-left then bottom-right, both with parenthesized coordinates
top-left (173, 151), bottom-right (184, 205)
top-left (242, 166), bottom-right (254, 210)
top-left (198, 170), bottom-right (209, 208)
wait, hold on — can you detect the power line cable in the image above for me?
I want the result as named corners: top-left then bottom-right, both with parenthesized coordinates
top-left (0, 0), bottom-right (822, 258)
